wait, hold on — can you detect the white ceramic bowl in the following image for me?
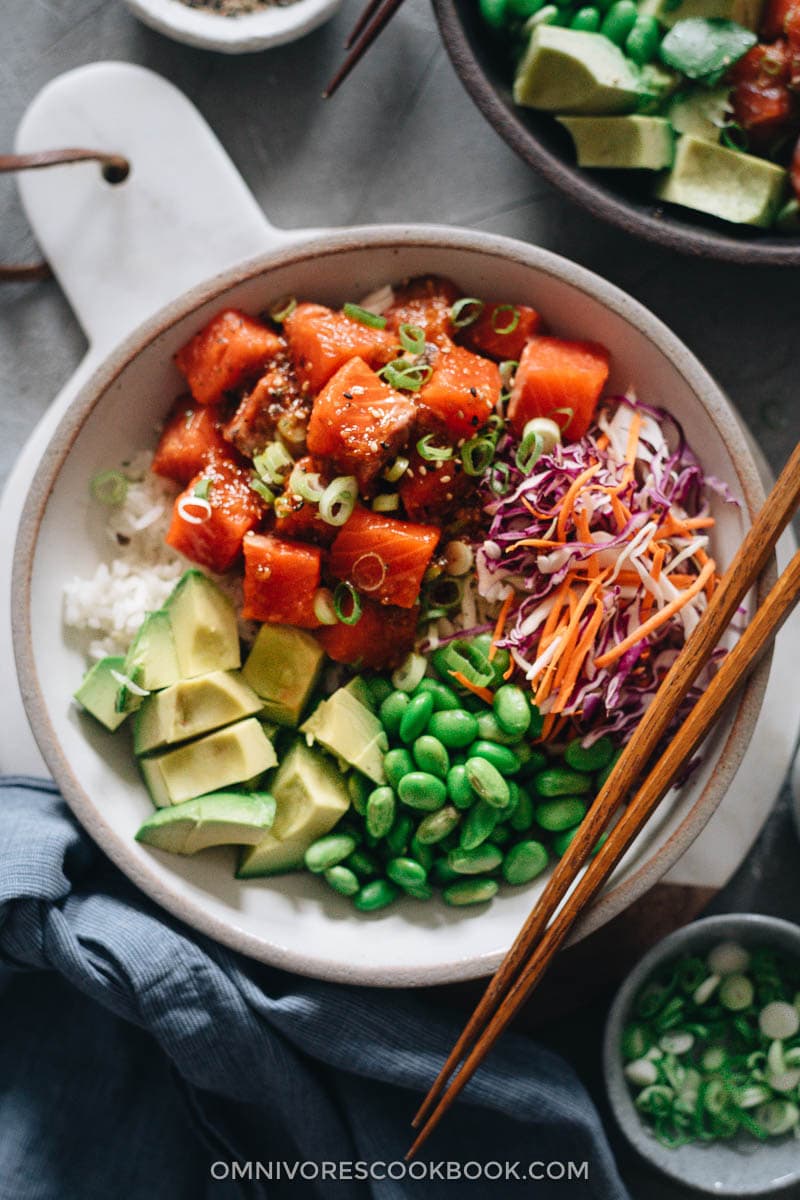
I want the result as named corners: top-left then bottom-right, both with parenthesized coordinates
top-left (12, 226), bottom-right (770, 986)
top-left (124, 0), bottom-right (342, 52)
top-left (604, 913), bottom-right (800, 1195)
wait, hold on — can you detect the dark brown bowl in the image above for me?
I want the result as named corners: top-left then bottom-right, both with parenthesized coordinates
top-left (433, 0), bottom-right (800, 265)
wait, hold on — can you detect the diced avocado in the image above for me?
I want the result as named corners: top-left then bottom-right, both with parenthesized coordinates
top-left (638, 0), bottom-right (764, 31)
top-left (165, 570), bottom-right (240, 679)
top-left (300, 686), bottom-right (388, 784)
top-left (655, 136), bottom-right (787, 227)
top-left (139, 716), bottom-right (277, 807)
top-left (74, 656), bottom-right (129, 731)
top-left (135, 791), bottom-right (276, 855)
top-left (776, 198), bottom-right (800, 232)
top-left (241, 625), bottom-right (324, 727)
top-left (637, 64), bottom-right (681, 113)
top-left (133, 670), bottom-right (264, 755)
top-left (114, 664), bottom-right (148, 715)
top-left (558, 116), bottom-right (674, 168)
top-left (236, 741), bottom-right (350, 877)
top-left (513, 27), bottom-right (642, 114)
top-left (124, 609), bottom-right (181, 692)
top-left (668, 86), bottom-right (731, 142)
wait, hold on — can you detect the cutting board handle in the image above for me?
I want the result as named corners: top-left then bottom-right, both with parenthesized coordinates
top-left (14, 62), bottom-right (290, 359)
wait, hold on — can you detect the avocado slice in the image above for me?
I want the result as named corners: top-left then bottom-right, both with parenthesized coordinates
top-left (638, 0), bottom-right (764, 31)
top-left (300, 686), bottom-right (388, 784)
top-left (165, 570), bottom-right (240, 679)
top-left (74, 656), bottom-right (129, 731)
top-left (135, 791), bottom-right (276, 855)
top-left (140, 716), bottom-right (277, 807)
top-left (124, 609), bottom-right (181, 692)
top-left (655, 135), bottom-right (787, 227)
top-left (236, 741), bottom-right (350, 877)
top-left (668, 86), bottom-right (731, 143)
top-left (514, 27), bottom-right (642, 114)
top-left (133, 670), bottom-right (264, 755)
top-left (242, 625), bottom-right (324, 727)
top-left (559, 116), bottom-right (674, 168)
top-left (343, 675), bottom-right (376, 712)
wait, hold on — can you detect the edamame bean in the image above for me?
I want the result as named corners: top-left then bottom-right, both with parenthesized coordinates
top-left (570, 4), bottom-right (601, 29)
top-left (346, 849), bottom-right (380, 879)
top-left (398, 772), bottom-right (447, 811)
top-left (460, 800), bottom-right (500, 850)
top-left (354, 879), bottom-right (399, 911)
top-left (600, 0), bottom-right (637, 44)
top-left (443, 878), bottom-right (499, 906)
top-left (405, 882), bottom-right (434, 900)
top-left (625, 13), bottom-right (660, 63)
top-left (416, 805), bottom-right (461, 845)
top-left (385, 812), bottom-right (413, 857)
top-left (399, 692), bottom-right (434, 743)
top-left (532, 766), bottom-right (593, 797)
top-left (507, 0), bottom-right (544, 14)
top-left (366, 786), bottom-right (396, 838)
top-left (475, 711), bottom-right (521, 746)
top-left (493, 685), bottom-right (532, 738)
top-left (534, 796), bottom-right (587, 832)
top-left (304, 834), bottom-right (357, 874)
top-left (410, 835), bottom-right (435, 871)
top-left (447, 763), bottom-right (476, 810)
top-left (367, 676), bottom-right (393, 708)
top-left (551, 828), bottom-right (608, 857)
top-left (414, 678), bottom-right (461, 711)
top-left (596, 748), bottom-right (623, 790)
top-left (384, 747), bottom-right (415, 790)
top-left (449, 843), bottom-right (503, 874)
top-left (379, 691), bottom-right (410, 737)
top-left (386, 857), bottom-right (428, 889)
top-left (525, 4), bottom-right (560, 27)
top-left (509, 786), bottom-right (535, 832)
top-left (324, 865), bottom-right (360, 897)
top-left (347, 772), bottom-right (370, 816)
top-left (492, 823), bottom-right (513, 847)
top-left (428, 708), bottom-right (480, 749)
top-left (468, 740), bottom-right (520, 777)
top-left (480, 0), bottom-right (509, 29)
top-left (517, 747), bottom-right (548, 777)
top-left (471, 633), bottom-right (511, 686)
top-left (502, 840), bottom-right (549, 885)
top-left (564, 735), bottom-right (615, 773)
top-left (466, 756), bottom-right (511, 809)
top-left (431, 858), bottom-right (461, 886)
top-left (413, 734), bottom-right (450, 779)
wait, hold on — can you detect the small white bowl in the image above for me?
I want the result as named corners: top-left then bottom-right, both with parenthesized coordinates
top-left (124, 0), bottom-right (342, 52)
top-left (604, 914), bottom-right (800, 1196)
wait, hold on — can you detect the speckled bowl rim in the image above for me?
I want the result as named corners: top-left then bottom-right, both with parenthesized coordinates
top-left (432, 0), bottom-right (800, 267)
top-left (603, 913), bottom-right (800, 1195)
top-left (12, 225), bottom-right (771, 986)
top-left (123, 0), bottom-right (342, 52)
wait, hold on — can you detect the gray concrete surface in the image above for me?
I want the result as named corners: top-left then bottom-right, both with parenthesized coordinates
top-left (2, 2), bottom-right (799, 1196)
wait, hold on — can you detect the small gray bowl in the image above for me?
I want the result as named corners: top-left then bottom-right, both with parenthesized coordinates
top-left (604, 913), bottom-right (800, 1195)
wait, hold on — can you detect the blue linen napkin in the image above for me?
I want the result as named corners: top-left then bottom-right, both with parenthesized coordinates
top-left (0, 777), bottom-right (629, 1199)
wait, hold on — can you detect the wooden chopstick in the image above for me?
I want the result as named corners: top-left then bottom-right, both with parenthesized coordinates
top-left (323, 0), bottom-right (407, 97)
top-left (408, 543), bottom-right (800, 1157)
top-left (344, 0), bottom-right (384, 48)
top-left (410, 440), bottom-right (800, 1147)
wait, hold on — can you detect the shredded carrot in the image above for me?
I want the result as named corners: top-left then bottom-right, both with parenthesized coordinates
top-left (506, 537), bottom-right (564, 552)
top-left (613, 569), bottom-right (696, 589)
top-left (594, 559), bottom-right (716, 669)
top-left (488, 592), bottom-right (514, 662)
top-left (547, 572), bottom-right (608, 707)
top-left (651, 544), bottom-right (665, 582)
top-left (522, 498), bottom-right (556, 521)
top-left (551, 597), bottom-right (605, 715)
top-left (596, 432), bottom-right (610, 451)
top-left (503, 659), bottom-right (515, 680)
top-left (556, 464), bottom-right (600, 541)
top-left (575, 507), bottom-right (598, 579)
top-left (448, 671), bottom-right (494, 705)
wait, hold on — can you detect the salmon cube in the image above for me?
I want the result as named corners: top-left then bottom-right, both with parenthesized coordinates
top-left (152, 398), bottom-right (230, 486)
top-left (463, 303), bottom-right (543, 361)
top-left (508, 337), bottom-right (609, 442)
top-left (273, 457), bottom-right (338, 547)
top-left (166, 459), bottom-right (266, 573)
top-left (241, 533), bottom-right (323, 627)
top-left (317, 597), bottom-right (419, 670)
top-left (222, 361), bottom-right (308, 459)
top-left (385, 276), bottom-right (460, 345)
top-left (418, 343), bottom-right (501, 438)
top-left (176, 309), bottom-right (284, 405)
top-left (306, 357), bottom-right (416, 489)
top-left (398, 450), bottom-right (471, 522)
top-left (328, 505), bottom-right (439, 609)
top-left (284, 303), bottom-right (398, 394)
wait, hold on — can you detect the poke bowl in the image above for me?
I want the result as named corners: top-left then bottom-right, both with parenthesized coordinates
top-left (433, 0), bottom-right (800, 265)
top-left (12, 226), bottom-right (771, 986)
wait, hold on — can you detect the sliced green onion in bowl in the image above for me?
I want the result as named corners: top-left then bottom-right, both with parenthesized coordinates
top-left (253, 441), bottom-right (293, 486)
top-left (443, 540), bottom-right (474, 577)
top-left (450, 297), bottom-right (484, 329)
top-left (380, 359), bottom-right (432, 392)
top-left (372, 493), bottom-right (400, 513)
top-left (523, 416), bottom-right (562, 455)
top-left (319, 475), bottom-right (357, 526)
top-left (391, 652), bottom-right (428, 693)
top-left (343, 302), bottom-right (387, 329)
top-left (398, 323), bottom-right (426, 356)
top-left (192, 477), bottom-right (212, 501)
top-left (491, 304), bottom-right (520, 334)
top-left (90, 469), bottom-right (128, 507)
top-left (250, 475), bottom-right (276, 505)
top-left (289, 462), bottom-right (326, 503)
top-left (499, 360), bottom-right (518, 389)
top-left (461, 436), bottom-right (494, 477)
top-left (515, 429), bottom-right (543, 474)
top-left (333, 581), bottom-right (362, 625)
top-left (382, 455), bottom-right (409, 483)
top-left (417, 434), bottom-right (453, 462)
top-left (267, 295), bottom-right (297, 323)
top-left (489, 462), bottom-right (512, 496)
top-left (313, 587), bottom-right (338, 626)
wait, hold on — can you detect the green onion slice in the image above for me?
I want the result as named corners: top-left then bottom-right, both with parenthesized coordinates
top-left (372, 493), bottom-right (400, 513)
top-left (90, 469), bottom-right (128, 507)
top-left (515, 429), bottom-right (543, 475)
top-left (249, 475), bottom-right (276, 505)
top-left (552, 405), bottom-right (575, 433)
top-left (491, 305), bottom-right (520, 335)
top-left (489, 462), bottom-right (511, 497)
top-left (416, 434), bottom-right (453, 462)
top-left (319, 475), bottom-right (357, 526)
top-left (313, 588), bottom-right (338, 626)
top-left (192, 478), bottom-right (211, 501)
top-left (343, 302), bottom-right (387, 330)
top-left (499, 360), bottom-right (518, 389)
top-left (398, 323), bottom-right (426, 356)
top-left (333, 581), bottom-right (362, 625)
top-left (267, 295), bottom-right (297, 323)
top-left (382, 455), bottom-right (409, 483)
top-left (289, 463), bottom-right (325, 503)
top-left (461, 436), bottom-right (495, 477)
top-left (450, 297), bottom-right (484, 329)
top-left (253, 441), bottom-right (293, 486)
top-left (380, 358), bottom-right (433, 392)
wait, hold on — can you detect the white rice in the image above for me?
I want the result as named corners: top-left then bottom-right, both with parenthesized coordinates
top-left (63, 452), bottom-right (248, 661)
